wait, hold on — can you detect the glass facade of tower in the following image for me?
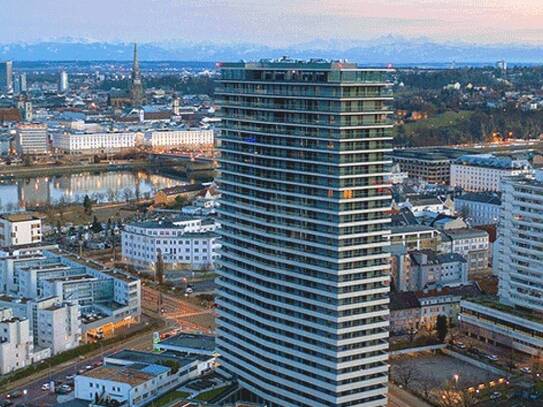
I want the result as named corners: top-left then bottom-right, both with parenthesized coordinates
top-left (215, 59), bottom-right (393, 407)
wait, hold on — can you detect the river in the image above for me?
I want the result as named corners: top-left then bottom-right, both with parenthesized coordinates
top-left (0, 169), bottom-right (186, 210)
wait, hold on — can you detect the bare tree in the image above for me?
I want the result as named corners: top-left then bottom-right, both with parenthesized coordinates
top-left (436, 380), bottom-right (478, 407)
top-left (392, 363), bottom-right (420, 388)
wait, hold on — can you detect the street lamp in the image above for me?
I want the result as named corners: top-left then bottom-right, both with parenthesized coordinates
top-left (453, 374), bottom-right (459, 386)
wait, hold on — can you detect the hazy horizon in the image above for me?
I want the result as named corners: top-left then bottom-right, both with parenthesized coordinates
top-left (3, 0), bottom-right (543, 46)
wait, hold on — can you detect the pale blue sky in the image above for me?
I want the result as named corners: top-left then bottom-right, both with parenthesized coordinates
top-left (3, 0), bottom-right (543, 45)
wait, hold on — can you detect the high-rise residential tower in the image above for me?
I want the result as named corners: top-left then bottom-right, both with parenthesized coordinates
top-left (0, 61), bottom-right (13, 94)
top-left (59, 70), bottom-right (69, 93)
top-left (495, 170), bottom-right (543, 310)
top-left (216, 59), bottom-right (394, 407)
top-left (130, 44), bottom-right (144, 106)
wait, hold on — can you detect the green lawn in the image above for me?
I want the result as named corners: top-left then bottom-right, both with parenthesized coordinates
top-left (195, 386), bottom-right (230, 402)
top-left (401, 110), bottom-right (474, 135)
top-left (152, 390), bottom-right (190, 406)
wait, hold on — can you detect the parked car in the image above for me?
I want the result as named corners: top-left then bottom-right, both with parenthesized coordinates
top-left (5, 391), bottom-right (21, 400)
top-left (41, 383), bottom-right (50, 391)
top-left (453, 341), bottom-right (466, 349)
top-left (490, 391), bottom-right (501, 400)
top-left (485, 354), bottom-right (498, 361)
top-left (520, 366), bottom-right (532, 374)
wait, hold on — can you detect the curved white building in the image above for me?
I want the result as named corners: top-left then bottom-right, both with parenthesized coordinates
top-left (216, 59), bottom-right (393, 407)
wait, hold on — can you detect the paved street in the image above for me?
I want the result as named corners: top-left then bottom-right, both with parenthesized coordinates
top-left (389, 384), bottom-right (432, 407)
top-left (0, 323), bottom-right (164, 406)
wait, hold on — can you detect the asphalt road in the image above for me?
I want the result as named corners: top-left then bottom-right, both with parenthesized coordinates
top-left (388, 384), bottom-right (432, 407)
top-left (0, 327), bottom-right (157, 406)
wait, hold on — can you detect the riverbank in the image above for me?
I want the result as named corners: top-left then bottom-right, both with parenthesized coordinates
top-left (0, 160), bottom-right (164, 179)
top-left (0, 158), bottom-right (215, 180)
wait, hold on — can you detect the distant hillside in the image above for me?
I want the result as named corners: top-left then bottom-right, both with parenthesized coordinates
top-left (2, 37), bottom-right (543, 64)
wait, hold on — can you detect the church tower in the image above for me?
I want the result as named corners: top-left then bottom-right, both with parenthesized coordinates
top-left (130, 43), bottom-right (144, 106)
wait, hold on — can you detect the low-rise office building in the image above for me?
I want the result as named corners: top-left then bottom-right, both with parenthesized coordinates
top-left (459, 297), bottom-right (543, 356)
top-left (450, 154), bottom-right (532, 192)
top-left (392, 147), bottom-right (468, 184)
top-left (122, 216), bottom-right (220, 271)
top-left (154, 333), bottom-right (216, 357)
top-left (75, 349), bottom-right (212, 406)
top-left (15, 123), bottom-right (49, 155)
top-left (0, 212), bottom-right (42, 247)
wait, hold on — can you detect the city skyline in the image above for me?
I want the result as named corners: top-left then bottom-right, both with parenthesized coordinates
top-left (3, 0), bottom-right (543, 46)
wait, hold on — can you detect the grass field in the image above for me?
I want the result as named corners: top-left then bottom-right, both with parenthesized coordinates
top-left (400, 110), bottom-right (474, 135)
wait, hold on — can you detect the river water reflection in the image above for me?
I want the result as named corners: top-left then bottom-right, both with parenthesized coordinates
top-left (0, 170), bottom-right (185, 210)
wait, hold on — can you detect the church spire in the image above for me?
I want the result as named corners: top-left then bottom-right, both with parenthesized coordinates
top-left (132, 43), bottom-right (140, 79)
top-left (130, 43), bottom-right (144, 106)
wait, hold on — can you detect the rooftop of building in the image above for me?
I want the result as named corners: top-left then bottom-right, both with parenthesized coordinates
top-left (108, 349), bottom-right (197, 368)
top-left (408, 197), bottom-right (444, 207)
top-left (390, 291), bottom-right (421, 311)
top-left (81, 365), bottom-right (153, 386)
top-left (409, 249), bottom-right (467, 265)
top-left (0, 212), bottom-right (42, 222)
top-left (390, 223), bottom-right (438, 235)
top-left (416, 283), bottom-right (481, 299)
top-left (220, 58), bottom-right (390, 71)
top-left (390, 208), bottom-right (419, 227)
top-left (464, 295), bottom-right (543, 324)
top-left (442, 228), bottom-right (489, 240)
top-left (393, 147), bottom-right (470, 162)
top-left (159, 333), bottom-right (216, 352)
top-left (456, 191), bottom-right (502, 205)
top-left (454, 153), bottom-right (531, 170)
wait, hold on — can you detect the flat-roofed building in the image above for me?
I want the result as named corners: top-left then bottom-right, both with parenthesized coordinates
top-left (144, 128), bottom-right (214, 148)
top-left (451, 154), bottom-right (532, 192)
top-left (440, 228), bottom-right (489, 272)
top-left (0, 247), bottom-right (141, 340)
top-left (15, 123), bottom-right (48, 155)
top-left (52, 130), bottom-right (139, 153)
top-left (392, 147), bottom-right (469, 184)
top-left (75, 349), bottom-right (211, 406)
top-left (121, 216), bottom-right (220, 271)
top-left (459, 297), bottom-right (543, 356)
top-left (0, 212), bottom-right (42, 247)
top-left (495, 170), bottom-right (543, 311)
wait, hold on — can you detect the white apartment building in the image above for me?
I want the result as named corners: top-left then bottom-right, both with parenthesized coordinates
top-left (0, 296), bottom-right (81, 355)
top-left (450, 154), bottom-right (532, 192)
top-left (15, 123), bottom-right (49, 155)
top-left (144, 129), bottom-right (214, 148)
top-left (0, 247), bottom-right (141, 337)
top-left (495, 170), bottom-right (543, 311)
top-left (439, 228), bottom-right (489, 271)
top-left (0, 212), bottom-right (42, 247)
top-left (53, 131), bottom-right (140, 153)
top-left (455, 192), bottom-right (502, 226)
top-left (122, 216), bottom-right (220, 271)
top-left (0, 307), bottom-right (50, 374)
top-left (36, 299), bottom-right (80, 354)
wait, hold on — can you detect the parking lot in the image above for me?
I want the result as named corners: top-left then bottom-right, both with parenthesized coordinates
top-left (391, 352), bottom-right (500, 390)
